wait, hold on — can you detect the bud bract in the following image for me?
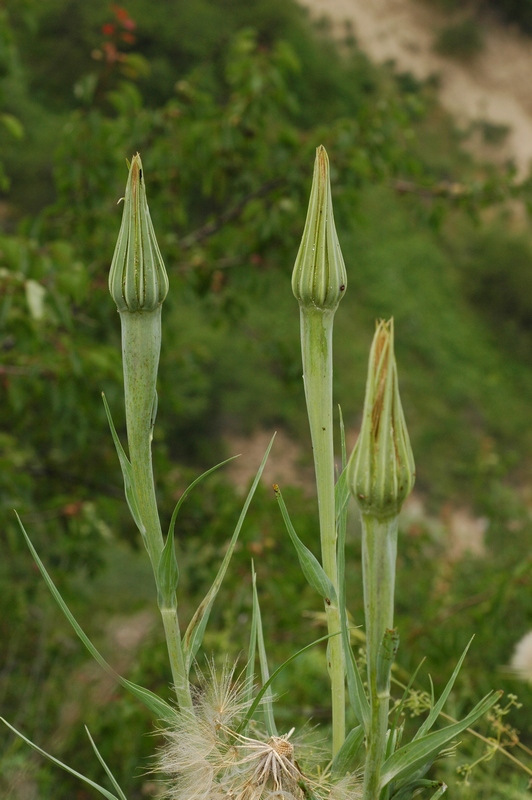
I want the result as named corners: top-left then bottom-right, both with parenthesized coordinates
top-left (348, 319), bottom-right (415, 518)
top-left (109, 153), bottom-right (169, 313)
top-left (292, 145), bottom-right (347, 311)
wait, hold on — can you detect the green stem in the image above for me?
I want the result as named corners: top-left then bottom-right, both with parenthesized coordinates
top-left (160, 609), bottom-right (194, 711)
top-left (300, 306), bottom-right (345, 756)
top-left (120, 308), bottom-right (193, 711)
top-left (361, 513), bottom-right (398, 800)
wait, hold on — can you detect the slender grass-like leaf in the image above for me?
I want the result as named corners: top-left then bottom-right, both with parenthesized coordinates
top-left (334, 466), bottom-right (350, 524)
top-left (391, 778), bottom-right (445, 800)
top-left (1, 718), bottom-right (122, 800)
top-left (390, 658), bottom-right (426, 736)
top-left (252, 566), bottom-right (278, 736)
top-left (343, 633), bottom-right (370, 734)
top-left (15, 513), bottom-right (176, 723)
top-left (331, 725), bottom-right (365, 777)
top-left (335, 408), bottom-right (350, 525)
top-left (376, 628), bottom-right (399, 696)
top-left (380, 690), bottom-right (502, 789)
top-left (414, 638), bottom-right (473, 740)
top-left (85, 727), bottom-right (128, 800)
top-left (385, 724), bottom-right (402, 762)
top-left (274, 484), bottom-right (336, 603)
top-left (237, 629), bottom-right (340, 734)
top-left (157, 527), bottom-right (179, 611)
top-left (167, 455), bottom-right (239, 542)
top-left (335, 408), bottom-right (369, 732)
top-left (102, 393), bottom-right (146, 540)
top-left (243, 563), bottom-right (259, 727)
top-left (159, 456), bottom-right (239, 611)
top-left (183, 434), bottom-right (275, 672)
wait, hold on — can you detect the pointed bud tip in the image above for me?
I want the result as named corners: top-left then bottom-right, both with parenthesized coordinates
top-left (348, 318), bottom-right (415, 519)
top-left (109, 153), bottom-right (169, 313)
top-left (292, 146), bottom-right (347, 311)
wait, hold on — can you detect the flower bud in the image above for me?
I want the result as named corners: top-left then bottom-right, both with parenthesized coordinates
top-left (292, 145), bottom-right (347, 311)
top-left (109, 153), bottom-right (169, 313)
top-left (348, 319), bottom-right (415, 518)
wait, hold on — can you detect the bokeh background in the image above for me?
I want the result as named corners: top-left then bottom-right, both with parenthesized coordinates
top-left (2, 0), bottom-right (532, 797)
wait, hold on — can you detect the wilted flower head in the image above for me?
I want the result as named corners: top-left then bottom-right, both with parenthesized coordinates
top-left (159, 661), bottom-right (360, 800)
top-left (292, 145), bottom-right (347, 312)
top-left (348, 319), bottom-right (415, 519)
top-left (109, 153), bottom-right (169, 312)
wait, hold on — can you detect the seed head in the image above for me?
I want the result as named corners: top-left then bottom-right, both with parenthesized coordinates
top-left (292, 146), bottom-right (347, 311)
top-left (348, 319), bottom-right (415, 519)
top-left (109, 153), bottom-right (169, 312)
top-left (158, 661), bottom-right (360, 800)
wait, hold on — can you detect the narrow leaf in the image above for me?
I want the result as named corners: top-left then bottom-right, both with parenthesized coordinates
top-left (390, 658), bottom-right (426, 735)
top-left (1, 718), bottom-right (120, 800)
top-left (376, 628), bottom-right (399, 697)
top-left (16, 513), bottom-right (176, 723)
top-left (414, 638), bottom-right (474, 740)
top-left (238, 629), bottom-right (340, 734)
top-left (336, 407), bottom-right (370, 731)
top-left (252, 567), bottom-right (277, 736)
top-left (167, 455), bottom-right (240, 542)
top-left (391, 778), bottom-right (445, 800)
top-left (274, 484), bottom-right (336, 603)
top-left (160, 457), bottom-right (238, 610)
top-left (380, 691), bottom-right (502, 789)
top-left (157, 529), bottom-right (179, 611)
top-left (85, 728), bottom-right (128, 800)
top-left (183, 434), bottom-right (275, 671)
top-left (334, 407), bottom-right (349, 525)
top-left (331, 725), bottom-right (364, 777)
top-left (343, 633), bottom-right (370, 734)
top-left (338, 405), bottom-right (347, 470)
top-left (102, 393), bottom-right (146, 540)
top-left (243, 564), bottom-right (259, 725)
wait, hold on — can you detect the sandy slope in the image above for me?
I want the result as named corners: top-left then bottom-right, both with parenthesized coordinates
top-left (299, 0), bottom-right (532, 175)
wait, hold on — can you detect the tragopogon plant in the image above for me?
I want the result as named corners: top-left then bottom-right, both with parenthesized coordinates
top-left (2, 149), bottom-right (502, 800)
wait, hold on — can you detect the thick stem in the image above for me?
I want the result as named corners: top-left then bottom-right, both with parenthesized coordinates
top-left (120, 308), bottom-right (193, 710)
top-left (361, 513), bottom-right (398, 800)
top-left (161, 609), bottom-right (194, 712)
top-left (300, 306), bottom-right (345, 756)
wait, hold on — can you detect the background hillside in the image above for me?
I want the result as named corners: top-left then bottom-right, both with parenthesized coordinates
top-left (2, 1), bottom-right (532, 797)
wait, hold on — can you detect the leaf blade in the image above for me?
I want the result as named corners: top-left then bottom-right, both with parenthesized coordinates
top-left (274, 484), bottom-right (336, 603)
top-left (102, 393), bottom-right (146, 541)
top-left (252, 566), bottom-right (277, 736)
top-left (380, 690), bottom-right (502, 789)
top-left (15, 512), bottom-right (176, 723)
top-left (183, 434), bottom-right (275, 671)
top-left (1, 718), bottom-right (120, 800)
top-left (85, 727), bottom-right (129, 800)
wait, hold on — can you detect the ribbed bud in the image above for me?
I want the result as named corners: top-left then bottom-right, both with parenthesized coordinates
top-left (292, 145), bottom-right (347, 311)
top-left (109, 153), bottom-right (169, 312)
top-left (348, 319), bottom-right (415, 519)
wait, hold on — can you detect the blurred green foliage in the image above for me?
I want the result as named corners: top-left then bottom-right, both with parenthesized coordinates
top-left (2, 0), bottom-right (532, 798)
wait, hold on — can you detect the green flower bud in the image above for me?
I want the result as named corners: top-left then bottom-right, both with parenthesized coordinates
top-left (348, 319), bottom-right (415, 519)
top-left (109, 153), bottom-right (169, 313)
top-left (292, 145), bottom-right (347, 311)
